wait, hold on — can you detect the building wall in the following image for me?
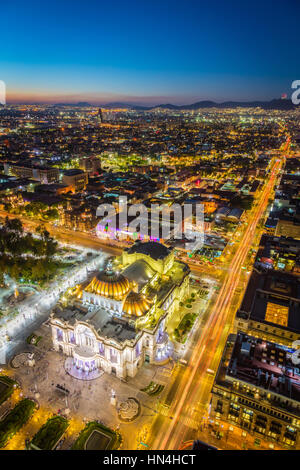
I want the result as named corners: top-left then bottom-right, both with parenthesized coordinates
top-left (211, 382), bottom-right (300, 448)
top-left (4, 164), bottom-right (59, 183)
top-left (234, 317), bottom-right (300, 347)
top-left (62, 172), bottom-right (88, 192)
top-left (51, 319), bottom-right (148, 379)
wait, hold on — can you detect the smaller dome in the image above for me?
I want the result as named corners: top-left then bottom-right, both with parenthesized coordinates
top-left (122, 291), bottom-right (152, 317)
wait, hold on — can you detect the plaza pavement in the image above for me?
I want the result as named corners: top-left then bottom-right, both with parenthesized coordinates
top-left (5, 322), bottom-right (174, 450)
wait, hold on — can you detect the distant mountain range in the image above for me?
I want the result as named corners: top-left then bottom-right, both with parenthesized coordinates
top-left (54, 101), bottom-right (93, 108)
top-left (53, 98), bottom-right (296, 111)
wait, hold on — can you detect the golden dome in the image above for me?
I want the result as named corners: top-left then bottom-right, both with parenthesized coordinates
top-left (122, 291), bottom-right (152, 317)
top-left (86, 271), bottom-right (130, 300)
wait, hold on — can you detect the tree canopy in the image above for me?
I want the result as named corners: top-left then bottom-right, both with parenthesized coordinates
top-left (0, 218), bottom-right (59, 284)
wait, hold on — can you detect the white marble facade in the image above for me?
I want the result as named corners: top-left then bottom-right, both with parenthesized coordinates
top-left (51, 242), bottom-right (190, 380)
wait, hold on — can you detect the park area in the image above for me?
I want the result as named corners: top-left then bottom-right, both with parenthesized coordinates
top-left (0, 398), bottom-right (36, 448)
top-left (29, 415), bottom-right (69, 450)
top-left (0, 217), bottom-right (94, 292)
top-left (71, 421), bottom-right (122, 450)
top-left (0, 375), bottom-right (17, 406)
top-left (140, 381), bottom-right (164, 396)
top-left (173, 312), bottom-right (198, 343)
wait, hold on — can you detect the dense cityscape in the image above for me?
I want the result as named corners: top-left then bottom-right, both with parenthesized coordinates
top-left (0, 101), bottom-right (299, 453)
top-left (0, 0), bottom-right (300, 459)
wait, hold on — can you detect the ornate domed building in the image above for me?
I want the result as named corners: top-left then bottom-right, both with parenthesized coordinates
top-left (51, 241), bottom-right (190, 380)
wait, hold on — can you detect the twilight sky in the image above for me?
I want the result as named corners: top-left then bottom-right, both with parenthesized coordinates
top-left (1, 0), bottom-right (299, 105)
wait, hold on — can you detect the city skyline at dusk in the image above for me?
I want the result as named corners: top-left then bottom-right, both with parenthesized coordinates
top-left (2, 0), bottom-right (300, 105)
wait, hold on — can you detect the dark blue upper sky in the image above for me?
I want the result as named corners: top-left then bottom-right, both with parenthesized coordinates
top-left (1, 0), bottom-right (299, 104)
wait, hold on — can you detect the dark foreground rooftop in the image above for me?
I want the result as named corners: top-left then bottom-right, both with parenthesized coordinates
top-left (226, 332), bottom-right (300, 403)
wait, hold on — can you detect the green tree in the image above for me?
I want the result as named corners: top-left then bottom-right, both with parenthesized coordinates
top-left (44, 208), bottom-right (59, 221)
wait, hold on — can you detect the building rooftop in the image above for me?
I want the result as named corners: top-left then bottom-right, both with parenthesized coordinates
top-left (238, 270), bottom-right (300, 333)
top-left (63, 169), bottom-right (85, 176)
top-left (226, 332), bottom-right (300, 403)
top-left (52, 304), bottom-right (137, 343)
top-left (125, 240), bottom-right (171, 260)
top-left (122, 259), bottom-right (155, 290)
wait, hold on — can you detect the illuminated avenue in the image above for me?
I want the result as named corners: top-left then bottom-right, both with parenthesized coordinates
top-left (153, 158), bottom-right (283, 450)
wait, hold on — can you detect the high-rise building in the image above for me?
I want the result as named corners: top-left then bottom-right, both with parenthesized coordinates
top-left (98, 108), bottom-right (104, 123)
